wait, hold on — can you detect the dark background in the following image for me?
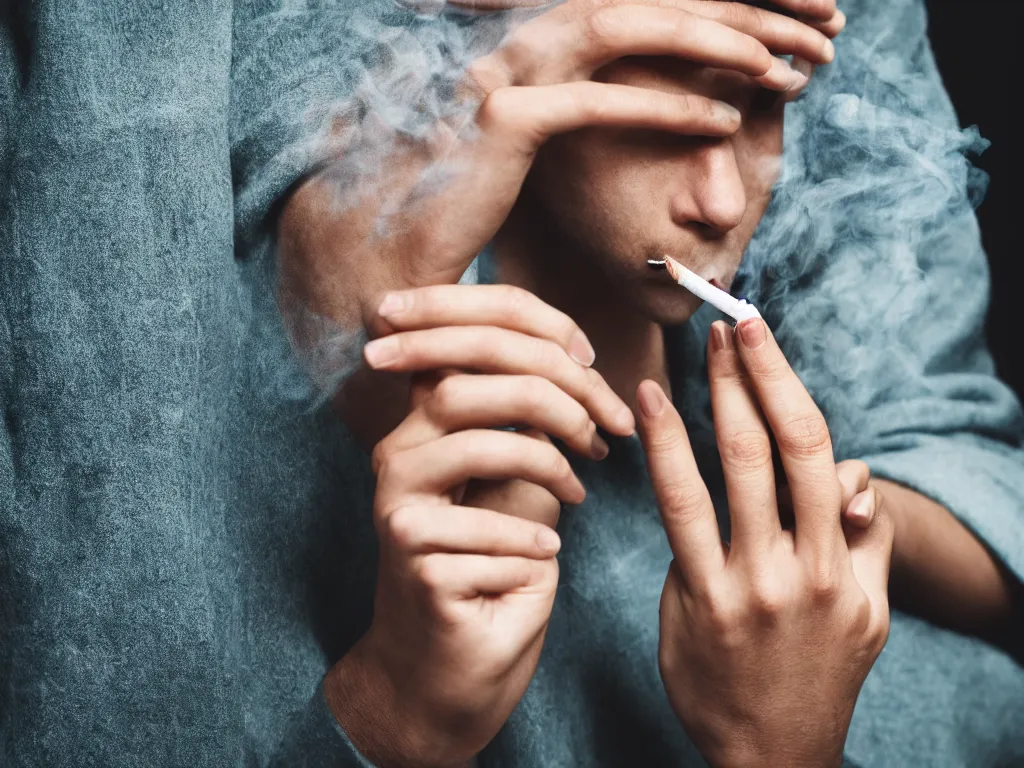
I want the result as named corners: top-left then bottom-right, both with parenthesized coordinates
top-left (925, 0), bottom-right (1022, 397)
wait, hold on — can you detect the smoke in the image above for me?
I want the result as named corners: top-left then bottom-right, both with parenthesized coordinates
top-left (732, 0), bottom-right (990, 456)
top-left (259, 1), bottom-right (558, 405)
top-left (267, 0), bottom-right (992, 430)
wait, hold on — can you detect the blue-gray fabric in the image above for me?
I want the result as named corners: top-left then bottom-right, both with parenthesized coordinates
top-left (1, 1), bottom-right (1022, 767)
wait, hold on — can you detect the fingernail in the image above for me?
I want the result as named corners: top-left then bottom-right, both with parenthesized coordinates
top-left (849, 493), bottom-right (875, 525)
top-left (590, 432), bottom-right (610, 461)
top-left (715, 101), bottom-right (742, 124)
top-left (787, 70), bottom-right (809, 92)
top-left (364, 337), bottom-right (400, 368)
top-left (834, 9), bottom-right (847, 30)
top-left (536, 527), bottom-right (561, 555)
top-left (737, 319), bottom-right (766, 349)
top-left (822, 38), bottom-right (835, 62)
top-left (569, 331), bottom-right (596, 367)
top-left (377, 293), bottom-right (407, 318)
top-left (616, 406), bottom-right (636, 434)
top-left (709, 322), bottom-right (729, 353)
top-left (636, 381), bottom-right (665, 418)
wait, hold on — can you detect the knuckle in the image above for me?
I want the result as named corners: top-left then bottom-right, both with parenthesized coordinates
top-left (746, 573), bottom-right (789, 619)
top-left (371, 438), bottom-right (398, 477)
top-left (805, 561), bottom-right (842, 604)
top-left (718, 428), bottom-right (773, 472)
top-left (499, 284), bottom-right (531, 322)
top-left (477, 88), bottom-right (515, 132)
top-left (375, 447), bottom-right (410, 490)
top-left (429, 375), bottom-right (463, 416)
top-left (383, 505), bottom-right (421, 551)
top-left (659, 480), bottom-right (708, 521)
top-left (414, 554), bottom-right (448, 594)
top-left (521, 375), bottom-right (553, 410)
top-left (550, 453), bottom-right (575, 484)
top-left (702, 589), bottom-right (742, 639)
top-left (574, 411), bottom-right (597, 443)
top-left (532, 338), bottom-right (564, 372)
top-left (584, 7), bottom-right (621, 49)
top-left (646, 427), bottom-right (689, 456)
top-left (777, 413), bottom-right (832, 458)
top-left (580, 366), bottom-right (605, 400)
top-left (869, 610), bottom-right (891, 655)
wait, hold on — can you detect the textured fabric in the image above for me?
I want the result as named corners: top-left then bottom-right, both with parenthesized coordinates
top-left (2, 1), bottom-right (1023, 768)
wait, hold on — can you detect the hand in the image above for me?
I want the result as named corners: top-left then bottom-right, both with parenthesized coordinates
top-left (279, 0), bottom-right (845, 338)
top-left (637, 318), bottom-right (893, 768)
top-left (325, 283), bottom-right (634, 766)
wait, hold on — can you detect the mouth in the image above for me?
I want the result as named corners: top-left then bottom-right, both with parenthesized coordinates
top-left (647, 259), bottom-right (729, 293)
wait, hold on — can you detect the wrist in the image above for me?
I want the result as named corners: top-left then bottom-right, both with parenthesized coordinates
top-left (708, 739), bottom-right (845, 768)
top-left (324, 635), bottom-right (471, 768)
top-left (278, 176), bottom-right (416, 340)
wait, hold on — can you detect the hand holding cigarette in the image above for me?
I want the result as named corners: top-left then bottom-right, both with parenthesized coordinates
top-left (637, 319), bottom-right (893, 768)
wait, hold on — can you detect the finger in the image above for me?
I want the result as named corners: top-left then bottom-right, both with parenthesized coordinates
top-left (842, 488), bottom-right (876, 531)
top-left (481, 82), bottom-right (741, 152)
top-left (733, 319), bottom-right (843, 554)
top-left (762, 0), bottom-right (838, 23)
top-left (836, 459), bottom-right (871, 511)
top-left (417, 553), bottom-right (555, 597)
top-left (363, 325), bottom-right (635, 435)
top-left (382, 504), bottom-right (562, 558)
top-left (806, 8), bottom-right (846, 37)
top-left (707, 321), bottom-right (782, 559)
top-left (376, 429), bottom-right (585, 508)
top-left (375, 284), bottom-right (597, 367)
top-left (566, 6), bottom-right (806, 90)
top-left (684, 1), bottom-right (836, 63)
top-left (847, 487), bottom-right (894, 600)
top-left (383, 374), bottom-right (609, 461)
top-left (636, 380), bottom-right (725, 583)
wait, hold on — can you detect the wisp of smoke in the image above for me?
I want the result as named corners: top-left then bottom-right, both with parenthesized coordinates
top-left (261, 0), bottom-right (991, 432)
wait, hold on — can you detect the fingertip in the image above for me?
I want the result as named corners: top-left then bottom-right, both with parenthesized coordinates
top-left (535, 526), bottom-right (562, 556)
top-left (844, 490), bottom-right (876, 529)
top-left (568, 330), bottom-right (596, 367)
top-left (636, 380), bottom-right (666, 419)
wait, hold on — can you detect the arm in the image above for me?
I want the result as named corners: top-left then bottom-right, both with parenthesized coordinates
top-left (753, 0), bottom-right (1023, 652)
top-left (878, 479), bottom-right (1023, 655)
top-left (270, 0), bottom-right (842, 405)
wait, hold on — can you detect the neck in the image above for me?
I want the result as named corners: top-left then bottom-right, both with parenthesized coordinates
top-left (492, 205), bottom-right (671, 407)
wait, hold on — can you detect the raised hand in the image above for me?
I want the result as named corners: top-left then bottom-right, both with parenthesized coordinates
top-left (280, 0), bottom-right (845, 341)
top-left (637, 319), bottom-right (892, 768)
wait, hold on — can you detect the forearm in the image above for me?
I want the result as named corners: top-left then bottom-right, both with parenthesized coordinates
top-left (878, 478), bottom-right (1023, 652)
top-left (278, 176), bottom-right (423, 341)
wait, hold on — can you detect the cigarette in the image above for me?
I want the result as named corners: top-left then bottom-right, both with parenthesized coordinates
top-left (648, 256), bottom-right (761, 323)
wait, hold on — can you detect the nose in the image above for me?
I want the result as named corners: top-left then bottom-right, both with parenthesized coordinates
top-left (669, 140), bottom-right (747, 235)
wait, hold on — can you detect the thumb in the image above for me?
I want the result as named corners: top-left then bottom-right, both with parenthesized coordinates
top-left (846, 486), bottom-right (894, 602)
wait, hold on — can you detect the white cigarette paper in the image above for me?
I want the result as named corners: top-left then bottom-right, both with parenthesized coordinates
top-left (664, 256), bottom-right (761, 323)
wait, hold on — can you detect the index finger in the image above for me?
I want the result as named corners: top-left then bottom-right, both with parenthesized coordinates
top-left (732, 319), bottom-right (843, 554)
top-left (637, 380), bottom-right (725, 584)
top-left (761, 0), bottom-right (838, 23)
top-left (375, 284), bottom-right (596, 366)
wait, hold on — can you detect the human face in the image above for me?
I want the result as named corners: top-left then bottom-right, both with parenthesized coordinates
top-left (522, 55), bottom-right (798, 324)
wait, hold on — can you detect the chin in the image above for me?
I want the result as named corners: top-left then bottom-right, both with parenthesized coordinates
top-left (634, 284), bottom-right (704, 326)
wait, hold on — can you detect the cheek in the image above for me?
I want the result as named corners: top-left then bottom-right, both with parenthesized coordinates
top-left (736, 120), bottom-right (784, 211)
top-left (529, 133), bottom-right (630, 220)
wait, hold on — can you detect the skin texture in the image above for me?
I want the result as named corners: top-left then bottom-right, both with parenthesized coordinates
top-left (280, 0), bottom-right (1020, 763)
